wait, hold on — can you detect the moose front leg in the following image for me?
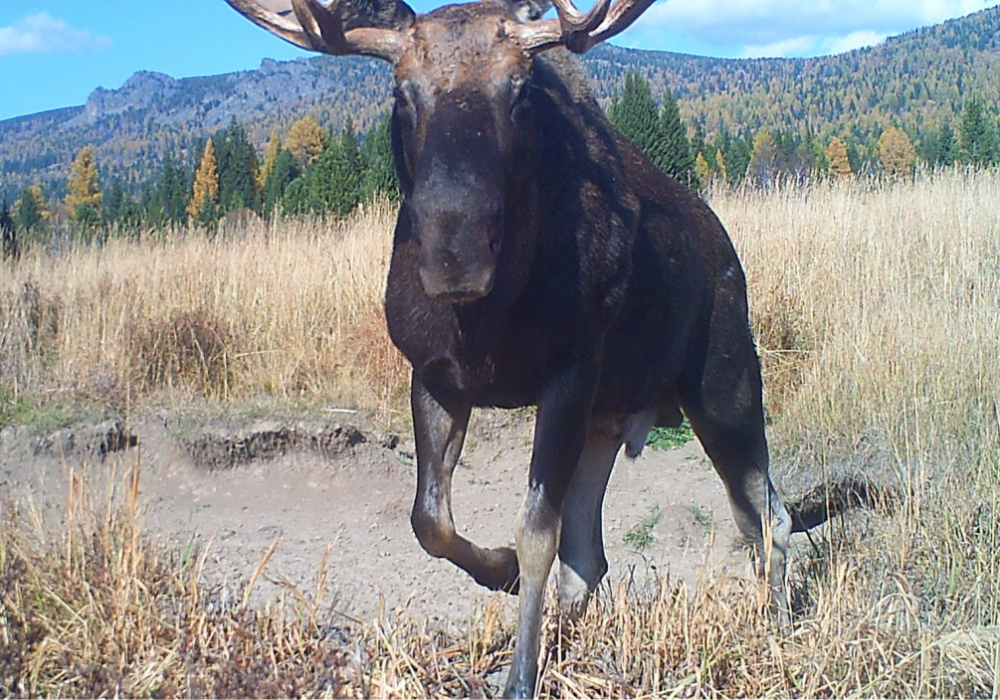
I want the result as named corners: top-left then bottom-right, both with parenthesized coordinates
top-left (409, 372), bottom-right (520, 591)
top-left (504, 361), bottom-right (599, 699)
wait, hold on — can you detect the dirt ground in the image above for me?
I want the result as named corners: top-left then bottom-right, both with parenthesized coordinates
top-left (0, 408), bottom-right (760, 633)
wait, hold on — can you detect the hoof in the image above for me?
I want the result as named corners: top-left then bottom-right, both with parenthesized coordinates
top-left (475, 546), bottom-right (520, 594)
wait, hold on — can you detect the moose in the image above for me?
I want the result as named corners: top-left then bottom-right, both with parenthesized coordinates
top-left (227, 0), bottom-right (796, 695)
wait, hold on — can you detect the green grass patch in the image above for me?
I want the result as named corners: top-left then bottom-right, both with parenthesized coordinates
top-left (0, 387), bottom-right (83, 432)
top-left (645, 419), bottom-right (694, 450)
top-left (622, 505), bottom-right (662, 551)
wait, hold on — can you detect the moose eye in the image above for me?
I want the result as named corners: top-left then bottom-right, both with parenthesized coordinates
top-left (394, 82), bottom-right (416, 113)
top-left (509, 75), bottom-right (531, 120)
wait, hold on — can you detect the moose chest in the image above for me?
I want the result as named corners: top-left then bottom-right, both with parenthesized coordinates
top-left (385, 244), bottom-right (606, 407)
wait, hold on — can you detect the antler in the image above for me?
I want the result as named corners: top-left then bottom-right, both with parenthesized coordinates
top-left (511, 0), bottom-right (655, 55)
top-left (225, 0), bottom-right (412, 63)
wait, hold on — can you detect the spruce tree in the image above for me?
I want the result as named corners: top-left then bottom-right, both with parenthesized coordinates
top-left (103, 178), bottom-right (125, 227)
top-left (216, 117), bottom-right (261, 213)
top-left (262, 147), bottom-right (299, 218)
top-left (959, 95), bottom-right (996, 167)
top-left (659, 90), bottom-right (698, 187)
top-left (936, 121), bottom-right (958, 166)
top-left (158, 152), bottom-right (190, 226)
top-left (16, 185), bottom-right (47, 242)
top-left (609, 72), bottom-right (664, 167)
top-left (360, 113), bottom-right (399, 202)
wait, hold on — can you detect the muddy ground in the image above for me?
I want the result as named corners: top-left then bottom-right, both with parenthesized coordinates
top-left (0, 408), bottom-right (793, 634)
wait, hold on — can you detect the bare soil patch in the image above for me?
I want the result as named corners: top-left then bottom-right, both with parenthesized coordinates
top-left (1, 409), bottom-right (765, 630)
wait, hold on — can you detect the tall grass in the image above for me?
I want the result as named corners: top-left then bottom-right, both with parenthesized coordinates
top-left (2, 169), bottom-right (998, 696)
top-left (0, 199), bottom-right (408, 419)
top-left (720, 169), bottom-right (1000, 467)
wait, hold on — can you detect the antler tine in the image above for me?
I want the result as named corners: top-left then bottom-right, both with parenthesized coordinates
top-left (225, 0), bottom-right (316, 51)
top-left (512, 0), bottom-right (655, 55)
top-left (550, 0), bottom-right (610, 35)
top-left (226, 0), bottom-right (410, 62)
top-left (584, 0), bottom-right (656, 48)
top-left (291, 0), bottom-right (350, 54)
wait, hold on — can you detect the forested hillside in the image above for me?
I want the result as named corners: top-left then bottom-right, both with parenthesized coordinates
top-left (1, 4), bottom-right (999, 201)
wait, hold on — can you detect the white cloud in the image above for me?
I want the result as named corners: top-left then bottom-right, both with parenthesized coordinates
top-left (822, 30), bottom-right (890, 54)
top-left (634, 0), bottom-right (996, 54)
top-left (0, 12), bottom-right (111, 57)
top-left (740, 36), bottom-right (818, 58)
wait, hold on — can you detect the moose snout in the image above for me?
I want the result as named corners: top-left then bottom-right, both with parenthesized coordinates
top-left (411, 195), bottom-right (503, 303)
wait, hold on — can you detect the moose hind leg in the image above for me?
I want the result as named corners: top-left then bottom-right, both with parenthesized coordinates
top-left (558, 427), bottom-right (622, 618)
top-left (690, 413), bottom-right (792, 627)
top-left (682, 274), bottom-right (792, 627)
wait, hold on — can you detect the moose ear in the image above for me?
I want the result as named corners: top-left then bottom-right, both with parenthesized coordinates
top-left (505, 0), bottom-right (553, 22)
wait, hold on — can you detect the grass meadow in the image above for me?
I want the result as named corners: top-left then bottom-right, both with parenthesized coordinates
top-left (1, 168), bottom-right (998, 696)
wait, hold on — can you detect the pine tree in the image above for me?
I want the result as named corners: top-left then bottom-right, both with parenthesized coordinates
top-left (66, 145), bottom-right (103, 227)
top-left (936, 121), bottom-right (958, 166)
top-left (103, 178), bottom-right (126, 227)
top-left (826, 137), bottom-right (853, 178)
top-left (959, 95), bottom-right (996, 167)
top-left (215, 117), bottom-right (261, 213)
top-left (15, 184), bottom-right (48, 241)
top-left (158, 152), bottom-right (190, 226)
top-left (878, 126), bottom-right (916, 180)
top-left (724, 138), bottom-right (751, 185)
top-left (286, 116), bottom-right (326, 169)
top-left (609, 72), bottom-right (665, 169)
top-left (659, 90), bottom-right (698, 187)
top-left (307, 124), bottom-right (363, 219)
top-left (262, 147), bottom-right (300, 218)
top-left (335, 118), bottom-right (363, 214)
top-left (360, 113), bottom-right (399, 202)
top-left (188, 138), bottom-right (220, 225)
top-left (281, 176), bottom-right (312, 216)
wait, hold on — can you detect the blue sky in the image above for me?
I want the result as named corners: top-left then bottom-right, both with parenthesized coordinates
top-left (1, 0), bottom-right (997, 121)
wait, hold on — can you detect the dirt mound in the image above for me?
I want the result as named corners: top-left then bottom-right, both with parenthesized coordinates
top-left (183, 418), bottom-right (388, 470)
top-left (30, 418), bottom-right (137, 458)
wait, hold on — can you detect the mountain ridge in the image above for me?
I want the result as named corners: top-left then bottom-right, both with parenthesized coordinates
top-left (1, 5), bottom-right (998, 198)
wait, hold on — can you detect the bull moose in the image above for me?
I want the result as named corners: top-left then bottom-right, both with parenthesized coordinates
top-left (226, 0), bottom-right (795, 695)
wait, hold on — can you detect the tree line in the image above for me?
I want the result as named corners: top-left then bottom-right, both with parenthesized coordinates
top-left (3, 72), bottom-right (998, 260)
top-left (607, 72), bottom-right (998, 190)
top-left (1, 113), bottom-right (397, 258)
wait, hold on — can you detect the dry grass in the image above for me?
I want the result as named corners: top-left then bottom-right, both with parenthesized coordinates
top-left (2, 169), bottom-right (999, 697)
top-left (718, 169), bottom-right (1000, 465)
top-left (1, 456), bottom-right (996, 697)
top-left (0, 198), bottom-right (409, 420)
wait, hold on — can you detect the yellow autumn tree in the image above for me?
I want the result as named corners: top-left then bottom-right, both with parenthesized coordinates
top-left (259, 130), bottom-right (281, 189)
top-left (715, 148), bottom-right (728, 184)
top-left (694, 152), bottom-right (712, 186)
top-left (878, 126), bottom-right (916, 181)
top-left (826, 137), bottom-right (853, 178)
top-left (188, 138), bottom-right (220, 223)
top-left (286, 116), bottom-right (325, 168)
top-left (66, 145), bottom-right (102, 224)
